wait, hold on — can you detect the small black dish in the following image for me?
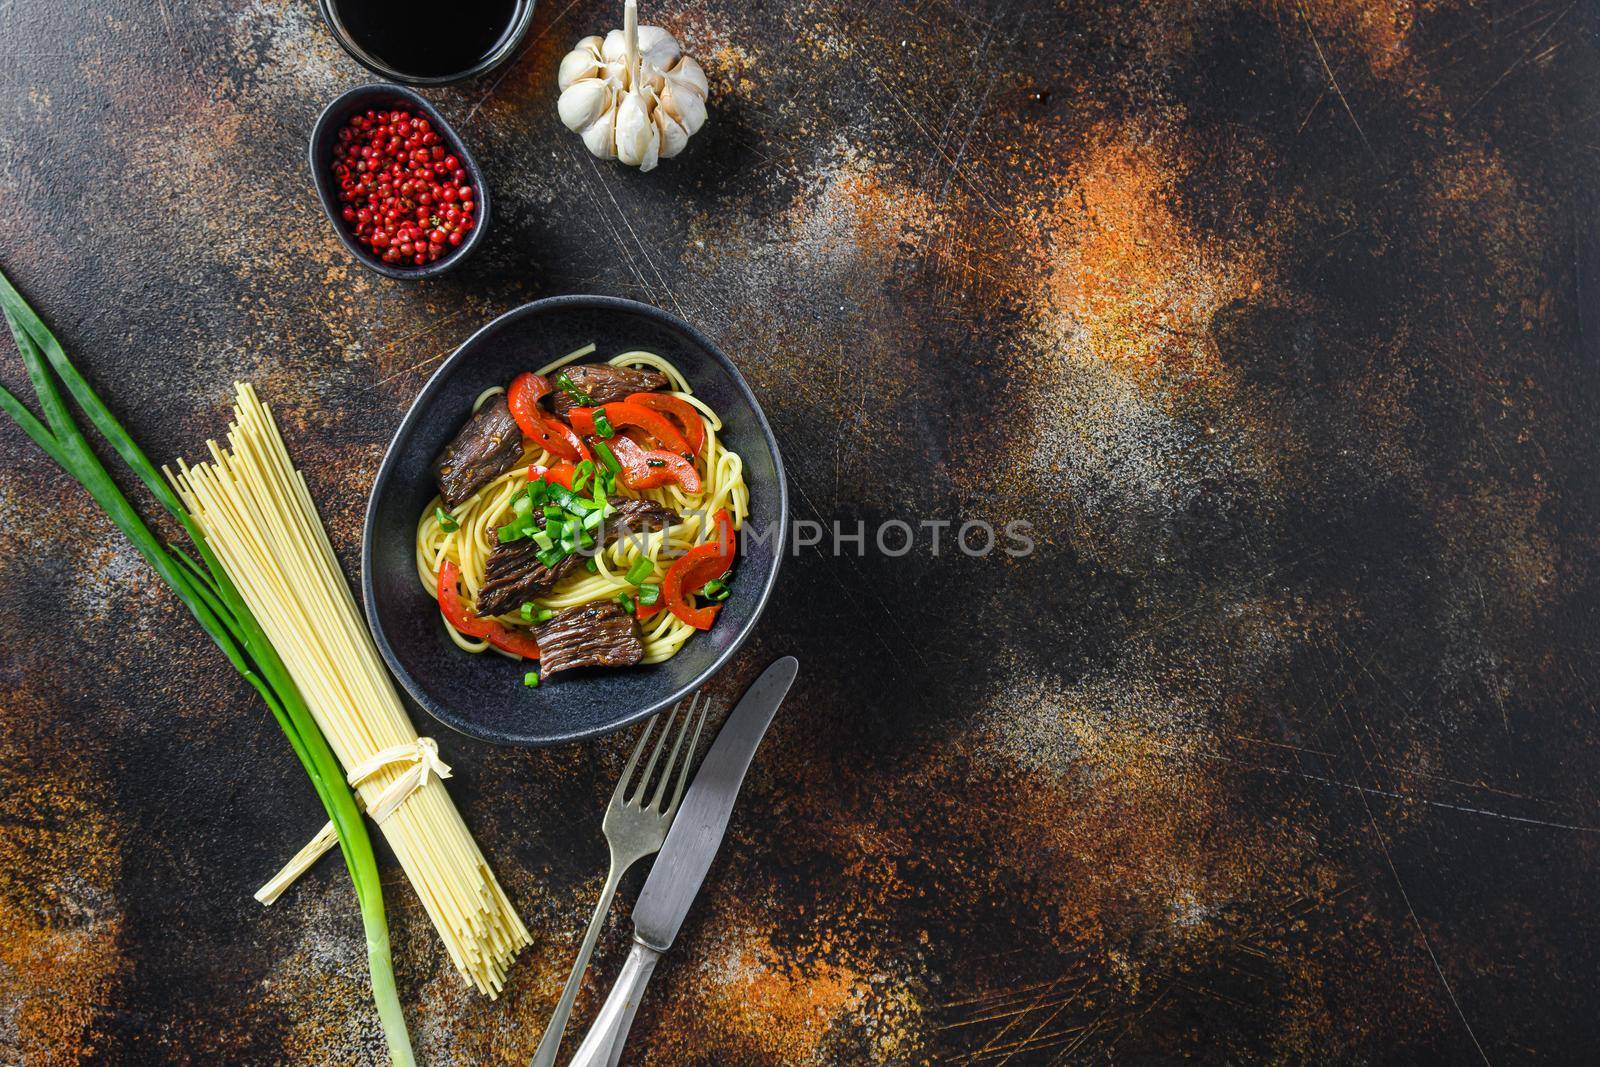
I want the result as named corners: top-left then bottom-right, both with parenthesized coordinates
top-left (318, 0), bottom-right (535, 86)
top-left (362, 296), bottom-right (789, 747)
top-left (309, 84), bottom-right (492, 281)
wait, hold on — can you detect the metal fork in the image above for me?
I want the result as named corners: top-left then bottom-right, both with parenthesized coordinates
top-left (531, 693), bottom-right (709, 1067)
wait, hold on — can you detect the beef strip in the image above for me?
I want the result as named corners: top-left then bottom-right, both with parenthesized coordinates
top-left (475, 497), bottom-right (680, 617)
top-left (534, 601), bottom-right (644, 677)
top-left (546, 363), bottom-right (669, 416)
top-left (432, 394), bottom-right (523, 507)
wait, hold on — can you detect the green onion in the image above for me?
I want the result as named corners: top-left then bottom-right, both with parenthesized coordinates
top-left (593, 439), bottom-right (621, 476)
top-left (553, 371), bottom-right (592, 405)
top-left (536, 607), bottom-right (555, 622)
top-left (0, 267), bottom-right (414, 1066)
top-left (523, 670), bottom-right (540, 687)
top-left (512, 494), bottom-right (531, 516)
top-left (585, 557), bottom-right (599, 573)
top-left (702, 577), bottom-right (731, 601)
top-left (538, 546), bottom-right (565, 568)
top-left (582, 509), bottom-right (605, 531)
top-left (637, 583), bottom-right (660, 606)
top-left (520, 602), bottom-right (535, 620)
top-left (625, 556), bottom-right (653, 585)
top-left (497, 521), bottom-right (522, 543)
top-left (618, 592), bottom-right (636, 613)
top-left (434, 506), bottom-right (459, 531)
top-left (532, 530), bottom-right (554, 551)
top-left (592, 410), bottom-right (615, 438)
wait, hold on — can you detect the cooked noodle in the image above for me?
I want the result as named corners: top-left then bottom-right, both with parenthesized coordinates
top-left (415, 346), bottom-right (748, 665)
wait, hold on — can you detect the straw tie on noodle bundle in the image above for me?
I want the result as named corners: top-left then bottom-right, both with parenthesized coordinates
top-left (256, 737), bottom-right (454, 906)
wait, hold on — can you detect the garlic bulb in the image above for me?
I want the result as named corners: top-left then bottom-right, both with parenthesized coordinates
top-left (557, 0), bottom-right (708, 172)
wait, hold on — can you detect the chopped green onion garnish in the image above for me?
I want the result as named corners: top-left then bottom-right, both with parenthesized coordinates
top-left (554, 371), bottom-right (592, 405)
top-left (585, 557), bottom-right (599, 573)
top-left (524, 670), bottom-right (540, 687)
top-left (618, 592), bottom-right (636, 613)
top-left (593, 439), bottom-right (621, 476)
top-left (702, 577), bottom-right (731, 601)
top-left (512, 494), bottom-right (532, 515)
top-left (497, 521), bottom-right (522, 543)
top-left (435, 506), bottom-right (459, 531)
top-left (536, 607), bottom-right (555, 622)
top-left (582, 509), bottom-right (605, 530)
top-left (593, 410), bottom-right (615, 438)
top-left (520, 602), bottom-right (535, 620)
top-left (625, 557), bottom-right (653, 585)
top-left (637, 583), bottom-right (660, 606)
top-left (532, 531), bottom-right (554, 551)
top-left (537, 546), bottom-right (565, 568)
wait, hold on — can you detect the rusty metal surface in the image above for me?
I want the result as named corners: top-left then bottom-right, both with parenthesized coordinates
top-left (2, 0), bottom-right (1599, 1062)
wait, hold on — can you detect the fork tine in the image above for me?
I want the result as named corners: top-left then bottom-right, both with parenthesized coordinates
top-left (628, 700), bottom-right (681, 807)
top-left (612, 714), bottom-right (657, 804)
top-left (663, 693), bottom-right (709, 818)
top-left (649, 691), bottom-right (701, 812)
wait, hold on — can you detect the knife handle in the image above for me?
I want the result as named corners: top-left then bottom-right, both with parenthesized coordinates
top-left (566, 939), bottom-right (660, 1067)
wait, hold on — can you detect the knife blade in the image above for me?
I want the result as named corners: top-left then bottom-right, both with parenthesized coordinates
top-left (632, 654), bottom-right (798, 952)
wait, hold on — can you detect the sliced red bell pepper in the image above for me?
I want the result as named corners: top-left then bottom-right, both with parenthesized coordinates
top-left (537, 416), bottom-right (590, 462)
top-left (678, 508), bottom-right (735, 592)
top-left (567, 402), bottom-right (694, 458)
top-left (607, 434), bottom-right (702, 494)
top-left (528, 461), bottom-right (578, 489)
top-left (435, 559), bottom-right (540, 659)
top-left (661, 544), bottom-right (722, 630)
top-left (625, 393), bottom-right (704, 456)
top-left (507, 372), bottom-right (551, 438)
top-left (507, 371), bottom-right (589, 462)
top-left (659, 509), bottom-right (737, 630)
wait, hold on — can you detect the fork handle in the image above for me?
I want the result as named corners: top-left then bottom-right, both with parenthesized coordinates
top-left (566, 938), bottom-right (660, 1067)
top-left (531, 862), bottom-right (628, 1067)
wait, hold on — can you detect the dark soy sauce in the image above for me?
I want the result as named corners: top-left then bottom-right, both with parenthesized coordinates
top-left (334, 0), bottom-right (523, 79)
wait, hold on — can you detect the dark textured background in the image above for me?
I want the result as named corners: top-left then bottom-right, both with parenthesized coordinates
top-left (3, 0), bottom-right (1599, 1063)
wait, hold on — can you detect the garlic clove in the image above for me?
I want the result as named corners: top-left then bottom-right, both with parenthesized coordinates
top-left (558, 79), bottom-right (612, 134)
top-left (558, 37), bottom-right (606, 89)
top-left (668, 53), bottom-right (708, 99)
top-left (635, 25), bottom-right (682, 76)
top-left (659, 78), bottom-right (707, 137)
top-left (615, 86), bottom-right (660, 171)
top-left (655, 106), bottom-right (689, 158)
top-left (581, 104), bottom-right (619, 159)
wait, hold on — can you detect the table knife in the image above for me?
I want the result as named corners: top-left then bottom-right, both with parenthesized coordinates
top-left (565, 656), bottom-right (799, 1067)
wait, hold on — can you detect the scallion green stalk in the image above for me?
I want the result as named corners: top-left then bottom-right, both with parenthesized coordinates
top-left (0, 267), bottom-right (414, 1066)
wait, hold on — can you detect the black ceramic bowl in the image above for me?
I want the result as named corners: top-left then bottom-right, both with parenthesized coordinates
top-left (363, 296), bottom-right (789, 747)
top-left (309, 84), bottom-right (491, 281)
top-left (318, 0), bottom-right (536, 86)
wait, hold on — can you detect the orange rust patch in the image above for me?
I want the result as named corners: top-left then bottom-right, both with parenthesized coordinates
top-left (1019, 125), bottom-right (1269, 383)
top-left (0, 694), bottom-right (125, 1065)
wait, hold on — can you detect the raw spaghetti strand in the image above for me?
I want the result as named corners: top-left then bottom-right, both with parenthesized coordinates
top-left (414, 347), bottom-right (748, 664)
top-left (171, 383), bottom-right (530, 995)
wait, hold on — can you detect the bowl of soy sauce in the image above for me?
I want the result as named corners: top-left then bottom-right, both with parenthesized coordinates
top-left (318, 0), bottom-right (535, 85)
